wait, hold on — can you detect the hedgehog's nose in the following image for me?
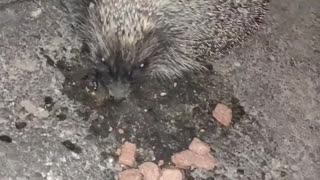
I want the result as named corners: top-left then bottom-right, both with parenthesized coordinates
top-left (107, 81), bottom-right (130, 102)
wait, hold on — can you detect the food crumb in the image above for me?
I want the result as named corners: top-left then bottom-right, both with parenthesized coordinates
top-left (212, 103), bottom-right (232, 126)
top-left (118, 142), bottom-right (137, 167)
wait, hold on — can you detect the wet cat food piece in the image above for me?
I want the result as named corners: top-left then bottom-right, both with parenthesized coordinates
top-left (138, 162), bottom-right (161, 180)
top-left (188, 138), bottom-right (210, 155)
top-left (171, 150), bottom-right (216, 170)
top-left (212, 103), bottom-right (232, 126)
top-left (118, 141), bottom-right (137, 167)
top-left (171, 150), bottom-right (194, 169)
top-left (192, 153), bottom-right (216, 170)
top-left (159, 168), bottom-right (185, 180)
top-left (118, 169), bottom-right (142, 180)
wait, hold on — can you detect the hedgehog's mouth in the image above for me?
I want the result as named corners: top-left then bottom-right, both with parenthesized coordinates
top-left (106, 80), bottom-right (130, 102)
top-left (84, 68), bottom-right (132, 103)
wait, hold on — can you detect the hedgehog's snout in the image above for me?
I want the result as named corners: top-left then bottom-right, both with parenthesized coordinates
top-left (107, 80), bottom-right (130, 102)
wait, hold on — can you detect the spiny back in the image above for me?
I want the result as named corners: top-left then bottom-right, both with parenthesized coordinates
top-left (71, 0), bottom-right (269, 81)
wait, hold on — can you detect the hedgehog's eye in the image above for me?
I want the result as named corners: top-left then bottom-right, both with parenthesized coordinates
top-left (139, 61), bottom-right (149, 69)
top-left (139, 63), bottom-right (145, 68)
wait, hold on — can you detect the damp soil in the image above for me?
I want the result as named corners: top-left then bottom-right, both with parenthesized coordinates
top-left (53, 52), bottom-right (246, 166)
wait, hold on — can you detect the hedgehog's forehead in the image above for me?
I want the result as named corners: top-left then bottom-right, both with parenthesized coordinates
top-left (91, 0), bottom-right (171, 66)
top-left (101, 15), bottom-right (156, 46)
top-left (96, 0), bottom-right (162, 44)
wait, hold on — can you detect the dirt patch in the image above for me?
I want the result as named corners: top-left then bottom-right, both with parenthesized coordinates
top-left (50, 49), bottom-right (246, 166)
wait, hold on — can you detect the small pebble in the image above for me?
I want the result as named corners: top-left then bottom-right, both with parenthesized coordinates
top-left (56, 113), bottom-right (67, 121)
top-left (160, 92), bottom-right (167, 97)
top-left (269, 55), bottom-right (276, 61)
top-left (61, 140), bottom-right (82, 154)
top-left (0, 135), bottom-right (12, 143)
top-left (44, 96), bottom-right (54, 105)
top-left (44, 97), bottom-right (54, 111)
top-left (100, 152), bottom-right (109, 159)
top-left (158, 160), bottom-right (164, 166)
top-left (15, 121), bottom-right (27, 129)
top-left (16, 176), bottom-right (28, 180)
top-left (237, 169), bottom-right (245, 175)
top-left (44, 55), bottom-right (55, 66)
top-left (118, 129), bottom-right (124, 134)
top-left (30, 8), bottom-right (42, 18)
top-left (234, 62), bottom-right (241, 67)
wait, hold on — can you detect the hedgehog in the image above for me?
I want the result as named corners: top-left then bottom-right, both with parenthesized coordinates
top-left (66, 0), bottom-right (269, 101)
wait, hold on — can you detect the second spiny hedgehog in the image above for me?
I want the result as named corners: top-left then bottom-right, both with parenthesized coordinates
top-left (68, 0), bottom-right (269, 101)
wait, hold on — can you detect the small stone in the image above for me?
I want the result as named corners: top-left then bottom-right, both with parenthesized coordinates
top-left (159, 168), bottom-right (185, 180)
top-left (71, 152), bottom-right (81, 160)
top-left (237, 169), bottom-right (245, 175)
top-left (118, 169), bottom-right (142, 180)
top-left (44, 96), bottom-right (54, 111)
top-left (0, 135), bottom-right (12, 143)
top-left (212, 103), bottom-right (232, 126)
top-left (30, 8), bottom-right (42, 18)
top-left (280, 171), bottom-right (287, 177)
top-left (20, 100), bottom-right (37, 114)
top-left (118, 129), bottom-right (124, 134)
top-left (234, 62), bottom-right (241, 67)
top-left (56, 113), bottom-right (67, 121)
top-left (138, 162), bottom-right (161, 180)
top-left (16, 176), bottom-right (28, 180)
top-left (44, 55), bottom-right (55, 66)
top-left (35, 108), bottom-right (49, 118)
top-left (61, 140), bottom-right (82, 154)
top-left (160, 92), bottom-right (167, 97)
top-left (269, 55), bottom-right (276, 61)
top-left (44, 96), bottom-right (54, 105)
top-left (15, 121), bottom-right (27, 129)
top-left (20, 100), bottom-right (49, 118)
top-left (14, 60), bottom-right (37, 72)
top-left (158, 160), bottom-right (164, 166)
top-left (100, 152), bottom-right (109, 159)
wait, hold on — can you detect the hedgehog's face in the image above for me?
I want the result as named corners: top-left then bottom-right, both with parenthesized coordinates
top-left (93, 52), bottom-right (151, 102)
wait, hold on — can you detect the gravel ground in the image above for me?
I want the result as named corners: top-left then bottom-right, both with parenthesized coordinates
top-left (0, 0), bottom-right (319, 180)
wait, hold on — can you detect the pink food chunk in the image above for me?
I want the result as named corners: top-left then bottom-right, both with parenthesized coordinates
top-left (212, 103), bottom-right (232, 126)
top-left (192, 153), bottom-right (216, 170)
top-left (159, 168), bottom-right (185, 180)
top-left (171, 150), bottom-right (195, 169)
top-left (188, 138), bottom-right (211, 155)
top-left (118, 142), bottom-right (137, 167)
top-left (171, 150), bottom-right (216, 170)
top-left (138, 162), bottom-right (161, 180)
top-left (119, 169), bottom-right (142, 180)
